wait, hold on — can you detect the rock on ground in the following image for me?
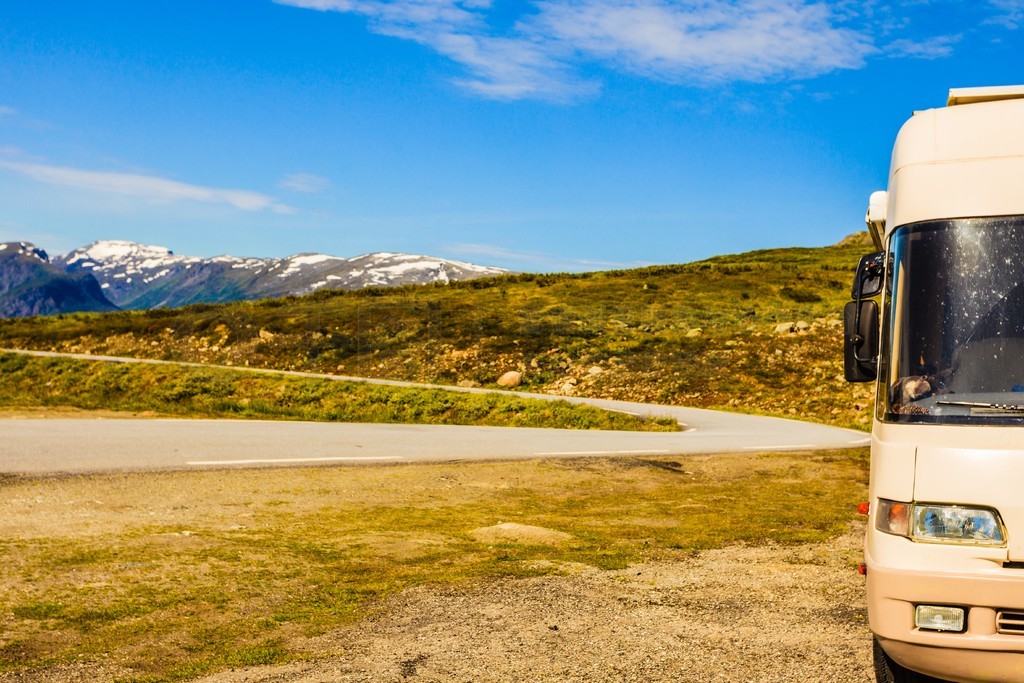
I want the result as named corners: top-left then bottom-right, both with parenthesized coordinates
top-left (469, 522), bottom-right (574, 545)
top-left (496, 371), bottom-right (523, 387)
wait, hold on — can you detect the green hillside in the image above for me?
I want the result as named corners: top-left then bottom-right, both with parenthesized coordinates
top-left (0, 235), bottom-right (877, 429)
top-left (0, 353), bottom-right (676, 431)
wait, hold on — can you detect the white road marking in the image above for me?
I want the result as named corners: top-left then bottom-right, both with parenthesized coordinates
top-left (742, 444), bottom-right (816, 450)
top-left (848, 437), bottom-right (871, 444)
top-left (534, 449), bottom-right (671, 456)
top-left (187, 456), bottom-right (402, 466)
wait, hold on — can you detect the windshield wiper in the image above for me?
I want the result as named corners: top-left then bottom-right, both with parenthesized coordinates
top-left (936, 400), bottom-right (1024, 412)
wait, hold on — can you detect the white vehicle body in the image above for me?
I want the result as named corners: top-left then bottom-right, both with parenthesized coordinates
top-left (848, 86), bottom-right (1024, 682)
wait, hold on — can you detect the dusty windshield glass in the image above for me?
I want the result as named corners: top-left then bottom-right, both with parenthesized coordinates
top-left (885, 217), bottom-right (1024, 423)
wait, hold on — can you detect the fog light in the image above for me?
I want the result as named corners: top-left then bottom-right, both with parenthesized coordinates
top-left (915, 605), bottom-right (965, 632)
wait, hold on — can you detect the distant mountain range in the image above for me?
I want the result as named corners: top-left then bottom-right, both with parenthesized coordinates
top-left (0, 240), bottom-right (508, 318)
top-left (0, 243), bottom-right (117, 318)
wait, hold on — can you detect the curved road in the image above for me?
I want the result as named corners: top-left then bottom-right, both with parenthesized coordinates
top-left (0, 349), bottom-right (869, 475)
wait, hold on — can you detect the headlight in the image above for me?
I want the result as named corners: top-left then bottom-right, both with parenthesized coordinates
top-left (913, 504), bottom-right (1004, 545)
top-left (876, 499), bottom-right (1005, 546)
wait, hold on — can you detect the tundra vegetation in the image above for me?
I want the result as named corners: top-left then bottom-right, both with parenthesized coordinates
top-left (0, 234), bottom-right (876, 429)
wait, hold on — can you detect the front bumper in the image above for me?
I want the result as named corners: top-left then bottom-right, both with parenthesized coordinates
top-left (869, 558), bottom-right (1024, 682)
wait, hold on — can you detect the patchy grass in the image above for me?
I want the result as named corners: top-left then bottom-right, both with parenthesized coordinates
top-left (0, 353), bottom-right (677, 431)
top-left (0, 234), bottom-right (878, 429)
top-left (0, 449), bottom-right (868, 681)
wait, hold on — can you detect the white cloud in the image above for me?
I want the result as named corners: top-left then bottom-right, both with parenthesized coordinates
top-left (529, 0), bottom-right (875, 84)
top-left (987, 0), bottom-right (1024, 28)
top-left (435, 32), bottom-right (595, 100)
top-left (281, 0), bottom-right (1024, 100)
top-left (0, 160), bottom-right (294, 213)
top-left (886, 35), bottom-right (960, 60)
top-left (0, 145), bottom-right (32, 159)
top-left (279, 0), bottom-right (485, 31)
top-left (448, 242), bottom-right (650, 272)
top-left (277, 0), bottom-right (590, 99)
top-left (277, 0), bottom-right (879, 99)
top-left (280, 172), bottom-right (331, 193)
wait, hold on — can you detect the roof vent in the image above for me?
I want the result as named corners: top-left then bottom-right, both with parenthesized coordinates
top-left (948, 85), bottom-right (1024, 107)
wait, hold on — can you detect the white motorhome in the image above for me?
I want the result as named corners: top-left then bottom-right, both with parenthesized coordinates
top-left (845, 86), bottom-right (1024, 682)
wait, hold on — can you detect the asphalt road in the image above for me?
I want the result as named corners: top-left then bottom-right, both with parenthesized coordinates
top-left (0, 349), bottom-right (869, 475)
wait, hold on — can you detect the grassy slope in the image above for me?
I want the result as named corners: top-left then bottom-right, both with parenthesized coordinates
top-left (0, 234), bottom-right (877, 429)
top-left (0, 353), bottom-right (676, 431)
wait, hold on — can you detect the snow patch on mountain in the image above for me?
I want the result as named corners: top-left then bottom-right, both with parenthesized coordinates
top-left (62, 241), bottom-right (202, 287)
top-left (69, 240), bottom-right (174, 263)
top-left (0, 242), bottom-right (49, 262)
top-left (53, 240), bottom-right (508, 309)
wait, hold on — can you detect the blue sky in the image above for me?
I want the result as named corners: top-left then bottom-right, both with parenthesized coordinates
top-left (1, 1), bottom-right (1022, 272)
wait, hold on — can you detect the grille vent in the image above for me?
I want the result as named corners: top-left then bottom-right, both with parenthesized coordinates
top-left (996, 611), bottom-right (1024, 635)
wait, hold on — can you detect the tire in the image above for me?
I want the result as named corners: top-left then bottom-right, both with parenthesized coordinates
top-left (872, 637), bottom-right (948, 683)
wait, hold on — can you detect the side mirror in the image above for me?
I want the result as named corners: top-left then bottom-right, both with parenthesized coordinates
top-left (844, 251), bottom-right (884, 383)
top-left (852, 252), bottom-right (884, 299)
top-left (844, 300), bottom-right (878, 382)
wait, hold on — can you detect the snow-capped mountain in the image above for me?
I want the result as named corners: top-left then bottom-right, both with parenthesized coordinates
top-left (0, 242), bottom-right (117, 318)
top-left (55, 240), bottom-right (507, 310)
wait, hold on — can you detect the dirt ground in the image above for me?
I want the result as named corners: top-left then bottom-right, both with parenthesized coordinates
top-left (4, 528), bottom-right (872, 683)
top-left (204, 527), bottom-right (873, 682)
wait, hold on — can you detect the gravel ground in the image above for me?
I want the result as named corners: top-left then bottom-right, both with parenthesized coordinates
top-left (0, 528), bottom-right (873, 683)
top-left (187, 525), bottom-right (873, 683)
top-left (0, 451), bottom-right (874, 683)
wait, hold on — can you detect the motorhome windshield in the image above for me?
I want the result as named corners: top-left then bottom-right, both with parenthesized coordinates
top-left (883, 217), bottom-right (1024, 424)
